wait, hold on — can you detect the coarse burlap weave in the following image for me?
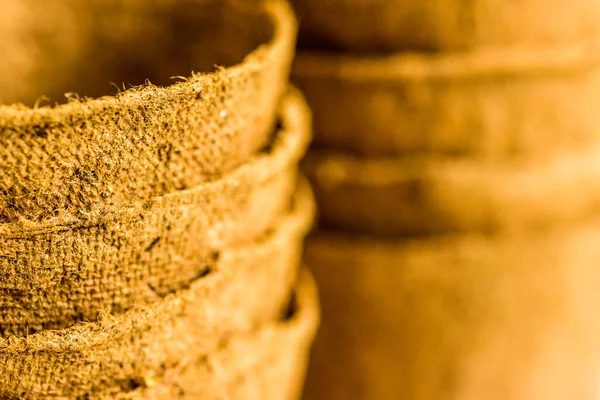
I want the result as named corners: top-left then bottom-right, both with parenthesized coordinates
top-left (303, 148), bottom-right (600, 236)
top-left (302, 227), bottom-right (600, 400)
top-left (293, 41), bottom-right (600, 160)
top-left (0, 88), bottom-right (312, 337)
top-left (0, 0), bottom-right (297, 224)
top-left (0, 178), bottom-right (315, 399)
top-left (291, 0), bottom-right (600, 52)
top-left (114, 268), bottom-right (319, 400)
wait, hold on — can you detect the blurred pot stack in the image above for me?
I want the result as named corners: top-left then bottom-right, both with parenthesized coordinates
top-left (293, 1), bottom-right (600, 399)
top-left (0, 0), bottom-right (319, 398)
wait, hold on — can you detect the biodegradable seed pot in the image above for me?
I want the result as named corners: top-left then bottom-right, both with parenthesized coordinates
top-left (293, 41), bottom-right (600, 161)
top-left (0, 0), bottom-right (297, 223)
top-left (302, 147), bottom-right (600, 236)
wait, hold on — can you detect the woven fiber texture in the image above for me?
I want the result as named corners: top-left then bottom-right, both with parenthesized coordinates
top-left (0, 0), bottom-right (297, 224)
top-left (293, 40), bottom-right (600, 160)
top-left (115, 268), bottom-right (319, 400)
top-left (291, 0), bottom-right (600, 52)
top-left (0, 88), bottom-right (312, 337)
top-left (302, 148), bottom-right (600, 236)
top-left (302, 228), bottom-right (600, 400)
top-left (0, 177), bottom-right (315, 399)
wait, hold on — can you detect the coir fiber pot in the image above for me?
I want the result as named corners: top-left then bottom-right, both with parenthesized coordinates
top-left (293, 40), bottom-right (600, 160)
top-left (114, 268), bottom-right (319, 400)
top-left (302, 226), bottom-right (600, 400)
top-left (302, 147), bottom-right (600, 236)
top-left (0, 0), bottom-right (296, 223)
top-left (0, 178), bottom-right (315, 399)
top-left (291, 0), bottom-right (600, 52)
top-left (0, 88), bottom-right (311, 337)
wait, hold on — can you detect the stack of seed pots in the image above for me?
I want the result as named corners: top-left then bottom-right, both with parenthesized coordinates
top-left (292, 1), bottom-right (600, 399)
top-left (0, 1), bottom-right (319, 399)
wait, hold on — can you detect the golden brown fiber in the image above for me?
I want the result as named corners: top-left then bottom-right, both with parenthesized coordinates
top-left (116, 268), bottom-right (319, 400)
top-left (0, 88), bottom-right (312, 336)
top-left (0, 0), bottom-right (297, 223)
top-left (0, 179), bottom-right (316, 399)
